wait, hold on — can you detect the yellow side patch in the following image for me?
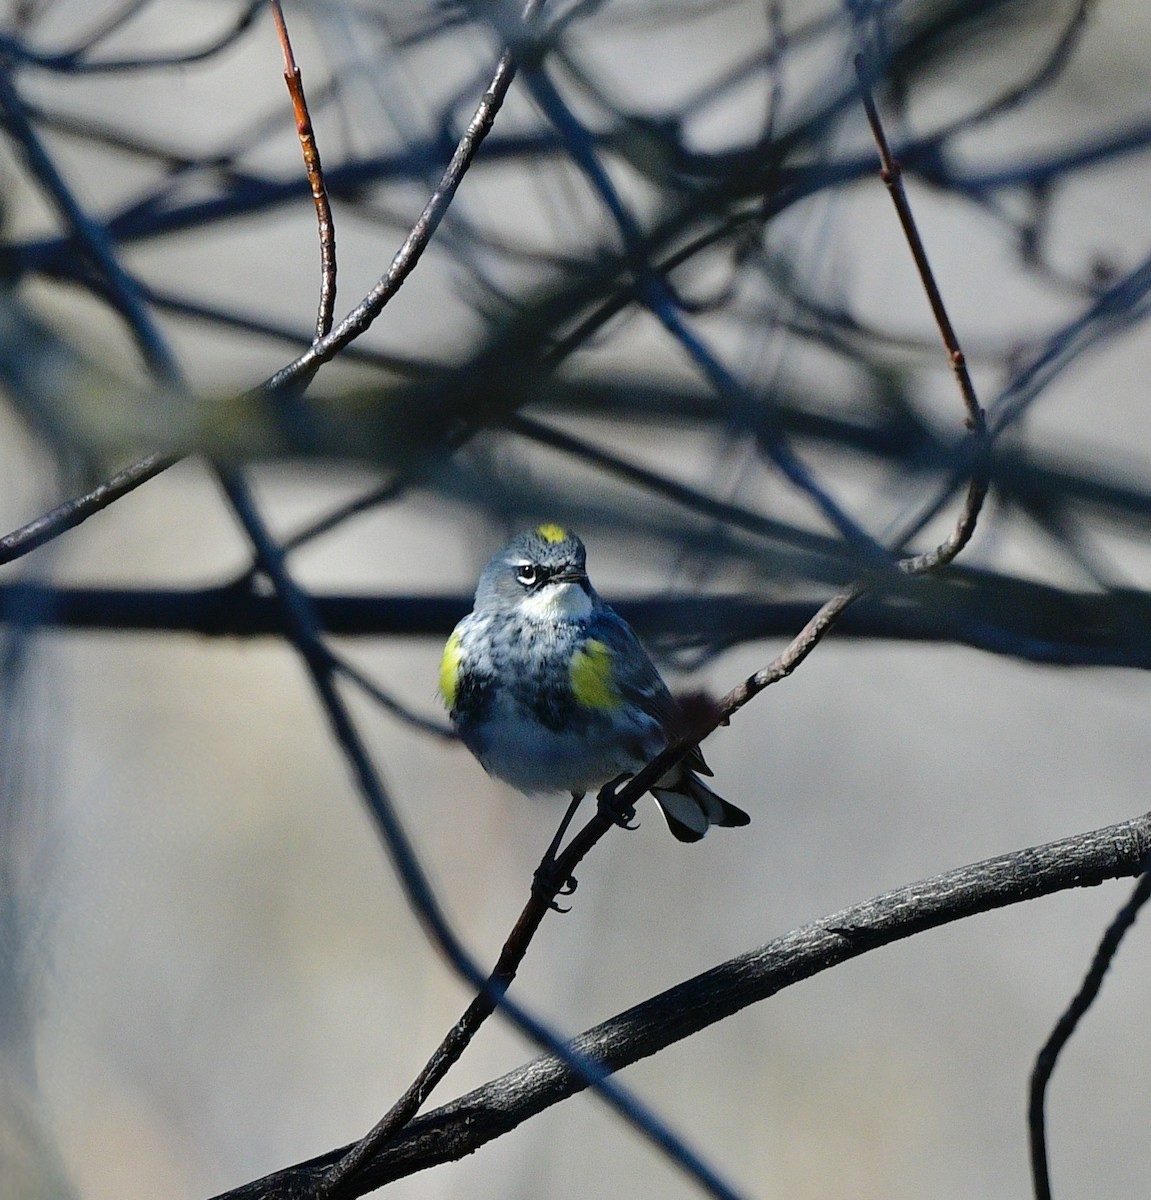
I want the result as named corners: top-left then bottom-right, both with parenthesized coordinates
top-left (536, 522), bottom-right (568, 544)
top-left (439, 629), bottom-right (463, 708)
top-left (570, 639), bottom-right (620, 711)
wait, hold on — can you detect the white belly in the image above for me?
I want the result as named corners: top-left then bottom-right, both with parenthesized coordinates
top-left (476, 702), bottom-right (663, 796)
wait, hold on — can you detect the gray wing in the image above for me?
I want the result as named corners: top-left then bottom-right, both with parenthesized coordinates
top-left (590, 608), bottom-right (713, 776)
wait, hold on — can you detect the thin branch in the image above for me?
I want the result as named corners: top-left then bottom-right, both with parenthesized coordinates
top-left (270, 0), bottom-right (336, 346)
top-left (0, 452), bottom-right (175, 567)
top-left (261, 0), bottom-right (547, 397)
top-left (1028, 850), bottom-right (1151, 1200)
top-left (215, 812), bottom-right (1151, 1197)
top-left (936, 0), bottom-right (1095, 134)
top-left (521, 61), bottom-right (891, 568)
top-left (594, 49), bottom-right (991, 837)
top-left (0, 1), bottom-right (261, 73)
top-left (0, 0), bottom-right (537, 566)
top-left (329, 650), bottom-right (456, 742)
top-left (505, 412), bottom-right (852, 560)
top-left (855, 57), bottom-right (981, 433)
top-left (854, 54), bottom-right (989, 574)
top-left (141, 284), bottom-right (431, 376)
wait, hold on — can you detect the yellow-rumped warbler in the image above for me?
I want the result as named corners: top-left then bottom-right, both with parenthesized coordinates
top-left (439, 524), bottom-right (749, 841)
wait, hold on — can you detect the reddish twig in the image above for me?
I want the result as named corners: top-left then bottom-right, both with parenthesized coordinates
top-left (854, 54), bottom-right (989, 575)
top-left (270, 0), bottom-right (336, 345)
top-left (854, 56), bottom-right (981, 433)
top-left (259, 0), bottom-right (546, 398)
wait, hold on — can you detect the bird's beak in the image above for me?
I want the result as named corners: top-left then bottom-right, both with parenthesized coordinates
top-left (553, 567), bottom-right (589, 589)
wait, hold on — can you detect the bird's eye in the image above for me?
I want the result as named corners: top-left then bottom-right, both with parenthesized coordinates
top-left (515, 564), bottom-right (539, 587)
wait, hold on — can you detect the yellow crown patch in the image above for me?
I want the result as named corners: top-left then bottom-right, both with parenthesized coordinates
top-left (536, 522), bottom-right (568, 544)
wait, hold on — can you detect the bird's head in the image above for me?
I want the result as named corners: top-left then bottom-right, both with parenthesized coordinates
top-left (475, 524), bottom-right (597, 620)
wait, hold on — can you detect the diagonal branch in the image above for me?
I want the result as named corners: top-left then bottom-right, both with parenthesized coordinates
top-left (0, 451), bottom-right (175, 567)
top-left (217, 466), bottom-right (744, 1200)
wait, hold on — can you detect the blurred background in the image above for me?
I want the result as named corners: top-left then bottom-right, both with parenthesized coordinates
top-left (1, 0), bottom-right (1150, 1197)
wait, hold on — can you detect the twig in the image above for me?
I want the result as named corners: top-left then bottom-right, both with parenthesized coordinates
top-left (855, 57), bottom-right (981, 433)
top-left (329, 650), bottom-right (456, 742)
top-left (505, 411), bottom-right (851, 557)
top-left (1028, 850), bottom-right (1151, 1200)
top-left (854, 55), bottom-right (989, 574)
top-left (605, 49), bottom-right (991, 858)
top-left (270, 0), bottom-right (336, 346)
top-left (260, 0), bottom-right (547, 398)
top-left (0, 1), bottom-right (261, 73)
top-left (938, 0), bottom-right (1095, 135)
top-left (0, 452), bottom-right (175, 566)
top-left (2, 26), bottom-right (1138, 571)
top-left (215, 812), bottom-right (1151, 1197)
top-left (522, 62), bottom-right (890, 567)
top-left (141, 283), bottom-right (430, 375)
top-left (309, 9), bottom-right (747, 1192)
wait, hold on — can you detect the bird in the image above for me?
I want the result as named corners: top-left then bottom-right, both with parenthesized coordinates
top-left (439, 523), bottom-right (749, 849)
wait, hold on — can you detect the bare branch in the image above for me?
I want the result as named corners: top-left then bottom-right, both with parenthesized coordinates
top-left (261, 0), bottom-right (548, 397)
top-left (339, 54), bottom-right (1000, 1185)
top-left (0, 0), bottom-right (536, 565)
top-left (0, 452), bottom-right (175, 566)
top-left (270, 0), bottom-right (337, 345)
top-left (1028, 850), bottom-right (1151, 1200)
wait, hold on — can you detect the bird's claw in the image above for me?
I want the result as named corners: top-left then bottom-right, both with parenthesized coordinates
top-left (597, 774), bottom-right (639, 831)
top-left (532, 860), bottom-right (579, 912)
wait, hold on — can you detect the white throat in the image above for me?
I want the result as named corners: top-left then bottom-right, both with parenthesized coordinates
top-left (519, 581), bottom-right (593, 622)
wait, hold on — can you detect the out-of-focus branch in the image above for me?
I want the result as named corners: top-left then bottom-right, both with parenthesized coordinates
top-left (4, 577), bottom-right (1151, 670)
top-left (0, 63), bottom-right (179, 380)
top-left (0, 1), bottom-right (262, 73)
top-left (0, 0), bottom-right (538, 566)
top-left (217, 466), bottom-right (744, 1200)
top-left (260, 0), bottom-right (548, 397)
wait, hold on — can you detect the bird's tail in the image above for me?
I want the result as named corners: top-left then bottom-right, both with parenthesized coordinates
top-left (650, 768), bottom-right (750, 843)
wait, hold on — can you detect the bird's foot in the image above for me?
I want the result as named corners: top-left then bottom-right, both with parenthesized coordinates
top-left (597, 773), bottom-right (639, 830)
top-left (532, 859), bottom-right (579, 912)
